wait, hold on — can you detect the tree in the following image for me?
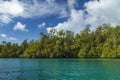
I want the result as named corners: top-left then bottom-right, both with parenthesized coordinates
top-left (0, 24), bottom-right (120, 58)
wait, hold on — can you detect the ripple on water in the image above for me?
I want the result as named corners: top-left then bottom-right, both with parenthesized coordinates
top-left (0, 59), bottom-right (120, 80)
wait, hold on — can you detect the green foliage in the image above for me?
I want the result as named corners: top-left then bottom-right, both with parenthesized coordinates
top-left (0, 24), bottom-right (120, 58)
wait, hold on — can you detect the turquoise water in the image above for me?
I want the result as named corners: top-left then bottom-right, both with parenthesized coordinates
top-left (0, 59), bottom-right (120, 80)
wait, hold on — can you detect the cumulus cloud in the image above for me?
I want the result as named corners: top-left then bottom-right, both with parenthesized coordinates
top-left (0, 33), bottom-right (17, 41)
top-left (0, 34), bottom-right (7, 38)
top-left (84, 0), bottom-right (120, 30)
top-left (0, 0), bottom-right (68, 24)
top-left (38, 22), bottom-right (46, 28)
top-left (67, 0), bottom-right (77, 9)
top-left (0, 0), bottom-right (24, 23)
top-left (8, 37), bottom-right (17, 41)
top-left (47, 0), bottom-right (120, 33)
top-left (47, 9), bottom-right (85, 33)
top-left (0, 0), bottom-right (24, 16)
top-left (1, 0), bottom-right (120, 34)
top-left (13, 22), bottom-right (28, 32)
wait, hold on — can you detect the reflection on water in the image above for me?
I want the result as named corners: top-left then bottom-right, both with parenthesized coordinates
top-left (0, 59), bottom-right (120, 80)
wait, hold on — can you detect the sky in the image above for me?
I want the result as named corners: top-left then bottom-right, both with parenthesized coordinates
top-left (0, 0), bottom-right (120, 44)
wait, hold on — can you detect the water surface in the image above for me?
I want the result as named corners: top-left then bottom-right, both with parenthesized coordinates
top-left (0, 59), bottom-right (120, 80)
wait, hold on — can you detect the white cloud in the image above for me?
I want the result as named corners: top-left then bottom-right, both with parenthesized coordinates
top-left (21, 0), bottom-right (68, 18)
top-left (0, 33), bottom-right (17, 41)
top-left (8, 37), bottom-right (17, 41)
top-left (0, 0), bottom-right (68, 24)
top-left (0, 0), bottom-right (24, 23)
top-left (0, 34), bottom-right (7, 38)
top-left (47, 0), bottom-right (120, 33)
top-left (84, 0), bottom-right (120, 30)
top-left (38, 22), bottom-right (46, 28)
top-left (47, 0), bottom-right (85, 33)
top-left (0, 15), bottom-right (12, 23)
top-left (1, 0), bottom-right (120, 34)
top-left (47, 9), bottom-right (85, 33)
top-left (13, 22), bottom-right (28, 32)
top-left (67, 0), bottom-right (77, 9)
top-left (47, 27), bottom-right (53, 33)
top-left (0, 0), bottom-right (24, 16)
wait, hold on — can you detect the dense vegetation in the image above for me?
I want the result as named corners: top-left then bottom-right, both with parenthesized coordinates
top-left (0, 24), bottom-right (120, 58)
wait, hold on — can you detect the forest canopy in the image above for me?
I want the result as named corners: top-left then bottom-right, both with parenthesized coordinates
top-left (0, 24), bottom-right (120, 58)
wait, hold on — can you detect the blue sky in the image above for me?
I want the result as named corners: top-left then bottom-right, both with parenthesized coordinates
top-left (0, 0), bottom-right (120, 44)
